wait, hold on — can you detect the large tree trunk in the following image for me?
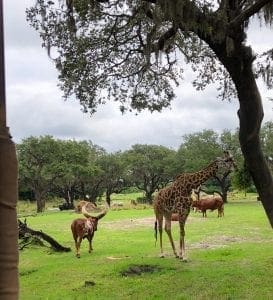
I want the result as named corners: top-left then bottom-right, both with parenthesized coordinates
top-left (106, 189), bottom-right (111, 206)
top-left (209, 38), bottom-right (273, 227)
top-left (145, 190), bottom-right (154, 204)
top-left (236, 61), bottom-right (273, 227)
top-left (35, 190), bottom-right (46, 213)
top-left (0, 132), bottom-right (19, 299)
top-left (226, 45), bottom-right (273, 227)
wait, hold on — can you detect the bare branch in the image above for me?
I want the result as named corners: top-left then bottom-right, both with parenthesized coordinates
top-left (158, 26), bottom-right (178, 51)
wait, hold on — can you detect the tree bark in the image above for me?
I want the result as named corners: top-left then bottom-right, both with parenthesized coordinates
top-left (236, 62), bottom-right (273, 227)
top-left (35, 190), bottom-right (46, 213)
top-left (225, 45), bottom-right (273, 227)
top-left (18, 219), bottom-right (71, 252)
top-left (106, 190), bottom-right (111, 206)
top-left (0, 131), bottom-right (19, 299)
top-left (205, 35), bottom-right (273, 227)
top-left (145, 190), bottom-right (154, 204)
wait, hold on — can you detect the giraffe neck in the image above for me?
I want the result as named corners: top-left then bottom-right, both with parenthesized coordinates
top-left (176, 160), bottom-right (218, 189)
top-left (194, 161), bottom-right (218, 184)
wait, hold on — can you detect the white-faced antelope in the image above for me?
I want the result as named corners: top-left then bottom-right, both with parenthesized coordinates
top-left (71, 203), bottom-right (109, 258)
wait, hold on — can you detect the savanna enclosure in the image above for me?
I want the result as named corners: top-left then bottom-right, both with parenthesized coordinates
top-left (17, 123), bottom-right (273, 213)
top-left (1, 1), bottom-right (273, 299)
top-left (16, 127), bottom-right (273, 298)
top-left (18, 192), bottom-right (273, 299)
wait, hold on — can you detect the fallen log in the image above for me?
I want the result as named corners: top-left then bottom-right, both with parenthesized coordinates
top-left (18, 219), bottom-right (71, 252)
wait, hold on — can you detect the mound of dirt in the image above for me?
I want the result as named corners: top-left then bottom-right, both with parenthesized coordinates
top-left (121, 264), bottom-right (162, 276)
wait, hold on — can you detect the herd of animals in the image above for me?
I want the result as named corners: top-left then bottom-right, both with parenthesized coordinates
top-left (71, 151), bottom-right (236, 259)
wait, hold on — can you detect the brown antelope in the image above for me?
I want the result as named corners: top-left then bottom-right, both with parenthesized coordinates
top-left (71, 203), bottom-right (109, 258)
top-left (192, 196), bottom-right (224, 217)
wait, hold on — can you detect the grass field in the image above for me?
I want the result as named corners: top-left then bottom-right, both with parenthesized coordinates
top-left (18, 193), bottom-right (273, 300)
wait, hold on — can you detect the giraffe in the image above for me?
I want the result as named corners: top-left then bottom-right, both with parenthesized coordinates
top-left (153, 151), bottom-right (236, 260)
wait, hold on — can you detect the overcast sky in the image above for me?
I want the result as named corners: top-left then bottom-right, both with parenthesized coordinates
top-left (3, 1), bottom-right (273, 153)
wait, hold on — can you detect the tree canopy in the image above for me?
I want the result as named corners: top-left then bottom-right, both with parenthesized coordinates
top-left (17, 136), bottom-right (62, 212)
top-left (124, 144), bottom-right (177, 202)
top-left (26, 0), bottom-right (273, 226)
top-left (178, 129), bottom-right (237, 201)
top-left (16, 129), bottom-right (254, 206)
top-left (26, 0), bottom-right (273, 113)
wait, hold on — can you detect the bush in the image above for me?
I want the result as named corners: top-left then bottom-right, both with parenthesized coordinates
top-left (245, 185), bottom-right (257, 193)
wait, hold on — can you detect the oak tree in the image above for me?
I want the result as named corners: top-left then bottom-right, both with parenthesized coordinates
top-left (17, 136), bottom-right (63, 212)
top-left (124, 144), bottom-right (177, 203)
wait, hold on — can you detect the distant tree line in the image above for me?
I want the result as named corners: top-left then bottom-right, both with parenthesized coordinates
top-left (17, 122), bottom-right (273, 212)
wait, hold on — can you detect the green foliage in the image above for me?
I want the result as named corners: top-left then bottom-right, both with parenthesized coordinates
top-left (232, 162), bottom-right (254, 192)
top-left (26, 1), bottom-right (273, 114)
top-left (52, 139), bottom-right (98, 199)
top-left (176, 129), bottom-right (240, 201)
top-left (17, 136), bottom-right (64, 212)
top-left (177, 129), bottom-right (222, 172)
top-left (18, 194), bottom-right (273, 300)
top-left (17, 123), bottom-right (273, 207)
top-left (96, 152), bottom-right (129, 202)
top-left (25, 1), bottom-right (273, 224)
top-left (124, 144), bottom-right (177, 202)
top-left (261, 121), bottom-right (273, 164)
top-left (17, 137), bottom-right (108, 210)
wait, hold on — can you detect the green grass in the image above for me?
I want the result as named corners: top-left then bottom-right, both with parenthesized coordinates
top-left (18, 195), bottom-right (273, 300)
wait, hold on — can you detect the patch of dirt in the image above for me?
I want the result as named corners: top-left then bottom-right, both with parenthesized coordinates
top-left (103, 217), bottom-right (155, 230)
top-left (103, 217), bottom-right (268, 251)
top-left (84, 281), bottom-right (95, 287)
top-left (103, 216), bottom-right (200, 230)
top-left (184, 235), bottom-right (248, 250)
top-left (19, 269), bottom-right (38, 276)
top-left (120, 264), bottom-right (162, 277)
top-left (107, 256), bottom-right (130, 260)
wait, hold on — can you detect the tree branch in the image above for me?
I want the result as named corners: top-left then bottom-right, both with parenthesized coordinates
top-left (158, 26), bottom-right (178, 51)
top-left (229, 0), bottom-right (272, 28)
top-left (142, 0), bottom-right (157, 3)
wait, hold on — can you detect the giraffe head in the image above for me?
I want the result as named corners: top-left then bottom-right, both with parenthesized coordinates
top-left (215, 151), bottom-right (236, 172)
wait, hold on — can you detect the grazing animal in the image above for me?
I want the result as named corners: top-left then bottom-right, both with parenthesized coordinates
top-left (71, 204), bottom-right (108, 258)
top-left (154, 151), bottom-right (235, 260)
top-left (74, 200), bottom-right (97, 213)
top-left (192, 196), bottom-right (224, 217)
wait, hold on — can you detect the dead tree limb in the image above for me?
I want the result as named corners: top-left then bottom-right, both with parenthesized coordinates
top-left (18, 219), bottom-right (71, 252)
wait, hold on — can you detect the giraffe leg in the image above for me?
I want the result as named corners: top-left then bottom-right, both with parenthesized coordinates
top-left (178, 212), bottom-right (190, 261)
top-left (164, 217), bottom-right (178, 258)
top-left (156, 214), bottom-right (165, 257)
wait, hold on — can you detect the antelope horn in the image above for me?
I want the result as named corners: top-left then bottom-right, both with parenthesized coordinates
top-left (82, 202), bottom-right (109, 219)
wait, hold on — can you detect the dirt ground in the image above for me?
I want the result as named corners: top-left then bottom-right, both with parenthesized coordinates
top-left (102, 216), bottom-right (256, 251)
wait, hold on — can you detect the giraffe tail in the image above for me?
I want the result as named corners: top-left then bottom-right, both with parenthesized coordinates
top-left (154, 220), bottom-right (158, 247)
